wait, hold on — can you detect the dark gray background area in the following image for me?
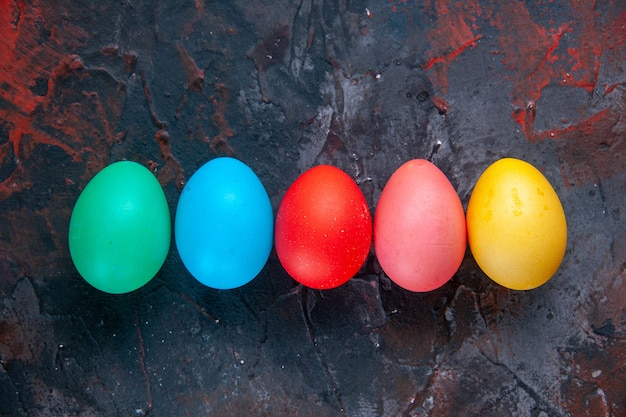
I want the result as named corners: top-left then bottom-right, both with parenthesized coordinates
top-left (1, 0), bottom-right (625, 416)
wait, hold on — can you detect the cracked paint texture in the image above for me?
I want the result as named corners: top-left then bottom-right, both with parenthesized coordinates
top-left (1, 0), bottom-right (626, 416)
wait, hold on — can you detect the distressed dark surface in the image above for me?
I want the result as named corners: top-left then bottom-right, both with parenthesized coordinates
top-left (1, 0), bottom-right (626, 416)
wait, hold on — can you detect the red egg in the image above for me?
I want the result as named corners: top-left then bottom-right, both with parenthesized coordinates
top-left (374, 159), bottom-right (466, 292)
top-left (275, 165), bottom-right (372, 289)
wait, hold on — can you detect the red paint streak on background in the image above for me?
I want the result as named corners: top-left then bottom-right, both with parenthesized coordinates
top-left (494, 1), bottom-right (572, 140)
top-left (423, 0), bottom-right (484, 94)
top-left (494, 0), bottom-right (607, 141)
top-left (566, 0), bottom-right (602, 93)
top-left (208, 83), bottom-right (235, 155)
top-left (0, 0), bottom-right (87, 114)
top-left (154, 129), bottom-right (186, 191)
top-left (556, 108), bottom-right (626, 187)
top-left (420, 0), bottom-right (622, 141)
top-left (176, 42), bottom-right (205, 92)
top-left (423, 35), bottom-right (483, 72)
top-left (601, 9), bottom-right (626, 95)
top-left (0, 0), bottom-right (94, 199)
top-left (498, 1), bottom-right (626, 187)
top-left (418, 0), bottom-right (625, 190)
top-left (559, 341), bottom-right (626, 416)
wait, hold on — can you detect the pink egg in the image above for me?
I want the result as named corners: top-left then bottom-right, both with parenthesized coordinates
top-left (374, 159), bottom-right (466, 292)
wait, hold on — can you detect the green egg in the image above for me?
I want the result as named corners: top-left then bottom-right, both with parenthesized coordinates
top-left (68, 161), bottom-right (171, 294)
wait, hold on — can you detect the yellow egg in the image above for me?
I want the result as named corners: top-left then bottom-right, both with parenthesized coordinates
top-left (466, 158), bottom-right (567, 290)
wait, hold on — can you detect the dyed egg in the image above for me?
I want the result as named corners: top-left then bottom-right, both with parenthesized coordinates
top-left (374, 159), bottom-right (466, 292)
top-left (466, 158), bottom-right (567, 290)
top-left (68, 161), bottom-right (171, 294)
top-left (275, 165), bottom-right (372, 289)
top-left (175, 157), bottom-right (273, 289)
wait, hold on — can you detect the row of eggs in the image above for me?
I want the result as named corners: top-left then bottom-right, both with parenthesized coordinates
top-left (68, 157), bottom-right (567, 294)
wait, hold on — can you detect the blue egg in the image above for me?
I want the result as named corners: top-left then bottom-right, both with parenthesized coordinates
top-left (175, 157), bottom-right (274, 289)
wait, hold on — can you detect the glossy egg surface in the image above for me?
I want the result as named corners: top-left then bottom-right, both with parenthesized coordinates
top-left (275, 165), bottom-right (372, 289)
top-left (466, 158), bottom-right (567, 290)
top-left (175, 157), bottom-right (273, 289)
top-left (69, 161), bottom-right (171, 294)
top-left (374, 159), bottom-right (466, 292)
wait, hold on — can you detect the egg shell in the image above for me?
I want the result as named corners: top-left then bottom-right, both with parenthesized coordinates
top-left (374, 159), bottom-right (466, 292)
top-left (68, 161), bottom-right (171, 294)
top-left (175, 157), bottom-right (273, 289)
top-left (466, 158), bottom-right (567, 290)
top-left (274, 165), bottom-right (372, 290)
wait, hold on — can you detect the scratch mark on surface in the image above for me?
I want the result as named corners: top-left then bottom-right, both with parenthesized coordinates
top-left (299, 288), bottom-right (347, 417)
top-left (0, 359), bottom-right (27, 415)
top-left (135, 309), bottom-right (154, 414)
top-left (477, 348), bottom-right (566, 416)
top-left (178, 291), bottom-right (221, 324)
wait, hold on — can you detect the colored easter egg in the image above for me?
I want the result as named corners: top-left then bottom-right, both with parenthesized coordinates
top-left (175, 157), bottom-right (273, 289)
top-left (275, 165), bottom-right (372, 289)
top-left (466, 158), bottom-right (567, 290)
top-left (68, 161), bottom-right (171, 294)
top-left (374, 159), bottom-right (466, 292)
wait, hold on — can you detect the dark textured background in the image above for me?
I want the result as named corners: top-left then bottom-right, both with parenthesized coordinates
top-left (1, 1), bottom-right (625, 416)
